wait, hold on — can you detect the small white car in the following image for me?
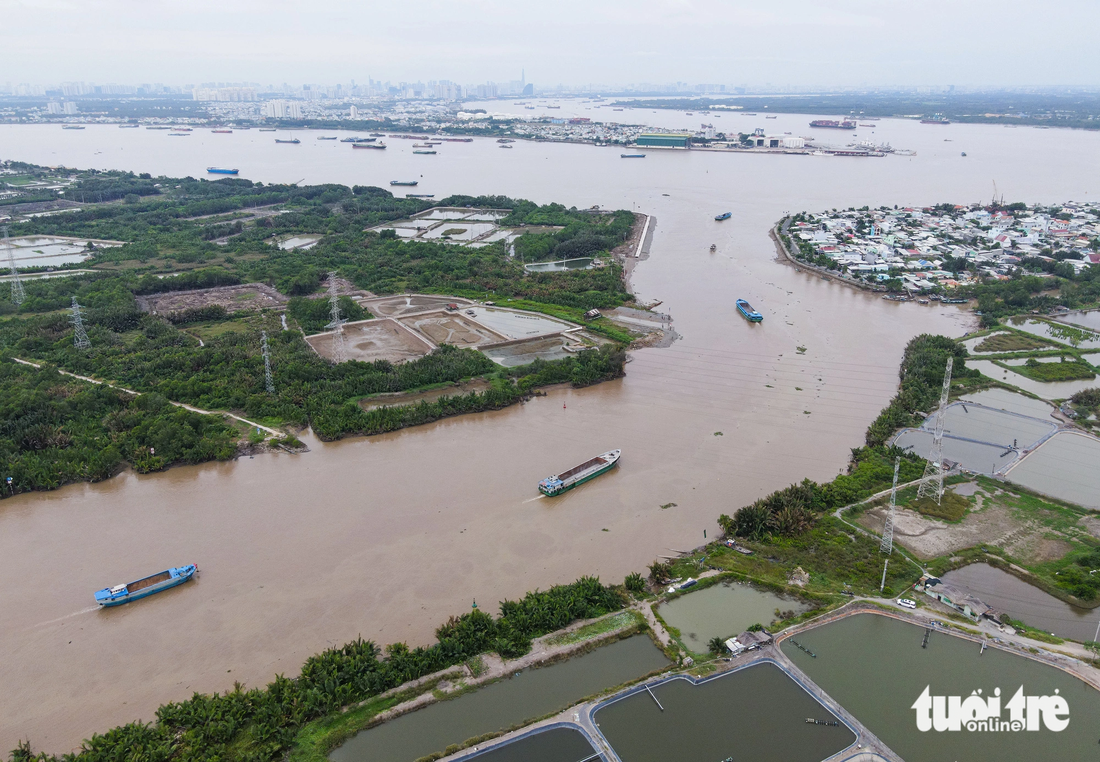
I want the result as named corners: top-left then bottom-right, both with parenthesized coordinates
top-left (897, 598), bottom-right (917, 609)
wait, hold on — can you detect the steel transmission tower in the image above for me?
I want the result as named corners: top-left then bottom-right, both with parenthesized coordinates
top-left (880, 456), bottom-right (901, 555)
top-left (916, 356), bottom-right (954, 505)
top-left (323, 271), bottom-right (347, 363)
top-left (70, 297), bottom-right (91, 349)
top-left (261, 331), bottom-right (275, 393)
top-left (3, 226), bottom-right (25, 305)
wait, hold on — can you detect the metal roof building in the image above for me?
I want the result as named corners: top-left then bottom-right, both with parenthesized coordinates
top-left (636, 133), bottom-right (692, 148)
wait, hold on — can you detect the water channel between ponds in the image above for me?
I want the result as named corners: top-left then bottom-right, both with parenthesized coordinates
top-left (462, 727), bottom-right (596, 762)
top-left (942, 563), bottom-right (1100, 643)
top-left (329, 635), bottom-right (669, 762)
top-left (656, 580), bottom-right (813, 652)
top-left (593, 661), bottom-right (854, 762)
top-left (781, 612), bottom-right (1100, 762)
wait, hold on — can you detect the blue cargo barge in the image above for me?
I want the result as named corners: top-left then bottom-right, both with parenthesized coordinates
top-left (206, 167), bottom-right (239, 175)
top-left (95, 564), bottom-right (197, 607)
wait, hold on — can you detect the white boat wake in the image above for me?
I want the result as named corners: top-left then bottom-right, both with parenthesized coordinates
top-left (35, 606), bottom-right (98, 627)
top-left (521, 494), bottom-right (546, 504)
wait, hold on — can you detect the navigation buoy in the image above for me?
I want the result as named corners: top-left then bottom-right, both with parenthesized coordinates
top-left (563, 403), bottom-right (567, 409)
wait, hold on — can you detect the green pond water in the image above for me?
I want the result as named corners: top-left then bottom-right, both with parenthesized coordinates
top-left (781, 612), bottom-right (1100, 761)
top-left (465, 727), bottom-right (595, 762)
top-left (942, 563), bottom-right (1100, 643)
top-left (593, 661), bottom-right (855, 762)
top-left (329, 635), bottom-right (668, 762)
top-left (657, 580), bottom-right (813, 651)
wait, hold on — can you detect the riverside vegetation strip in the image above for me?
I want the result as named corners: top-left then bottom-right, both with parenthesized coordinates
top-left (0, 163), bottom-right (636, 496)
top-left (9, 578), bottom-right (628, 762)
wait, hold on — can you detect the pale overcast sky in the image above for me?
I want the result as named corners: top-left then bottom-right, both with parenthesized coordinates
top-left (4, 0), bottom-right (1099, 88)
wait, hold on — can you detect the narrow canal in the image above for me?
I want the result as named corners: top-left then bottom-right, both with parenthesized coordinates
top-left (464, 727), bottom-right (597, 762)
top-left (329, 636), bottom-right (668, 762)
top-left (942, 563), bottom-right (1100, 643)
top-left (593, 662), bottom-right (854, 762)
top-left (781, 612), bottom-right (1100, 761)
top-left (656, 580), bottom-right (813, 652)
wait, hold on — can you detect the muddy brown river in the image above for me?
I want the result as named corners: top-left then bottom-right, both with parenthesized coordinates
top-left (2, 116), bottom-right (1097, 751)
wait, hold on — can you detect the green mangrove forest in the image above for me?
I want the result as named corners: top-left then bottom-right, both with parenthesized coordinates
top-left (0, 163), bottom-right (635, 495)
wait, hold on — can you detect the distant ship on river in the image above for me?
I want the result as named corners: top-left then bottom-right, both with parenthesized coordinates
top-left (810, 120), bottom-right (857, 129)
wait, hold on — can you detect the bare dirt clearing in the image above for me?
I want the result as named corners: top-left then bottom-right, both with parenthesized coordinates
top-left (136, 284), bottom-right (287, 315)
top-left (399, 312), bottom-right (507, 347)
top-left (361, 294), bottom-right (473, 318)
top-left (358, 379), bottom-right (492, 410)
top-left (858, 485), bottom-right (1073, 564)
top-left (306, 319), bottom-right (431, 364)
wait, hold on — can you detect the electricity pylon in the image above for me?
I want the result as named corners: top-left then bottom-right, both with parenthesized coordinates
top-left (881, 456), bottom-right (900, 555)
top-left (3, 226), bottom-right (25, 305)
top-left (323, 271), bottom-right (347, 363)
top-left (261, 331), bottom-right (275, 393)
top-left (70, 297), bottom-right (91, 349)
top-left (917, 356), bottom-right (954, 505)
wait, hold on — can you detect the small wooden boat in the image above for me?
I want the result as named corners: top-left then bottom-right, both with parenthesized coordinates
top-left (710, 244), bottom-right (717, 252)
top-left (95, 564), bottom-right (197, 607)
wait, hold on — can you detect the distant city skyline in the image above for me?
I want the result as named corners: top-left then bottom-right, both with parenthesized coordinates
top-left (5, 0), bottom-right (1100, 89)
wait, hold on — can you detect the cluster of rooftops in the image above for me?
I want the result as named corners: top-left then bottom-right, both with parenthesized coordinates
top-left (791, 201), bottom-right (1100, 292)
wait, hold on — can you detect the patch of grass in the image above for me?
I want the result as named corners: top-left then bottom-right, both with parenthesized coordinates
top-left (1009, 359), bottom-right (1095, 382)
top-left (974, 332), bottom-right (1049, 353)
top-left (465, 655), bottom-right (488, 678)
top-left (709, 516), bottom-right (919, 596)
top-left (909, 490), bottom-right (969, 522)
top-left (1001, 616), bottom-right (1065, 645)
top-left (543, 611), bottom-right (635, 647)
top-left (288, 693), bottom-right (405, 762)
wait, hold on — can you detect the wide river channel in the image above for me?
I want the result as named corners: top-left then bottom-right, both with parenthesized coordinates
top-left (2, 115), bottom-right (1098, 751)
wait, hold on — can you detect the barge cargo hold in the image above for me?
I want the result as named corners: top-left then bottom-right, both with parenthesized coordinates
top-left (736, 299), bottom-right (763, 322)
top-left (539, 449), bottom-right (621, 496)
top-left (95, 564), bottom-right (197, 607)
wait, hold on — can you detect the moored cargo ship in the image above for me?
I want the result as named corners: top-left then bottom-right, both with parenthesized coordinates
top-left (539, 450), bottom-right (621, 496)
top-left (809, 120), bottom-right (856, 129)
top-left (207, 167), bottom-right (239, 175)
top-left (95, 564), bottom-right (197, 607)
top-left (736, 298), bottom-right (763, 322)
top-left (390, 180), bottom-right (418, 186)
top-left (353, 142), bottom-right (386, 149)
